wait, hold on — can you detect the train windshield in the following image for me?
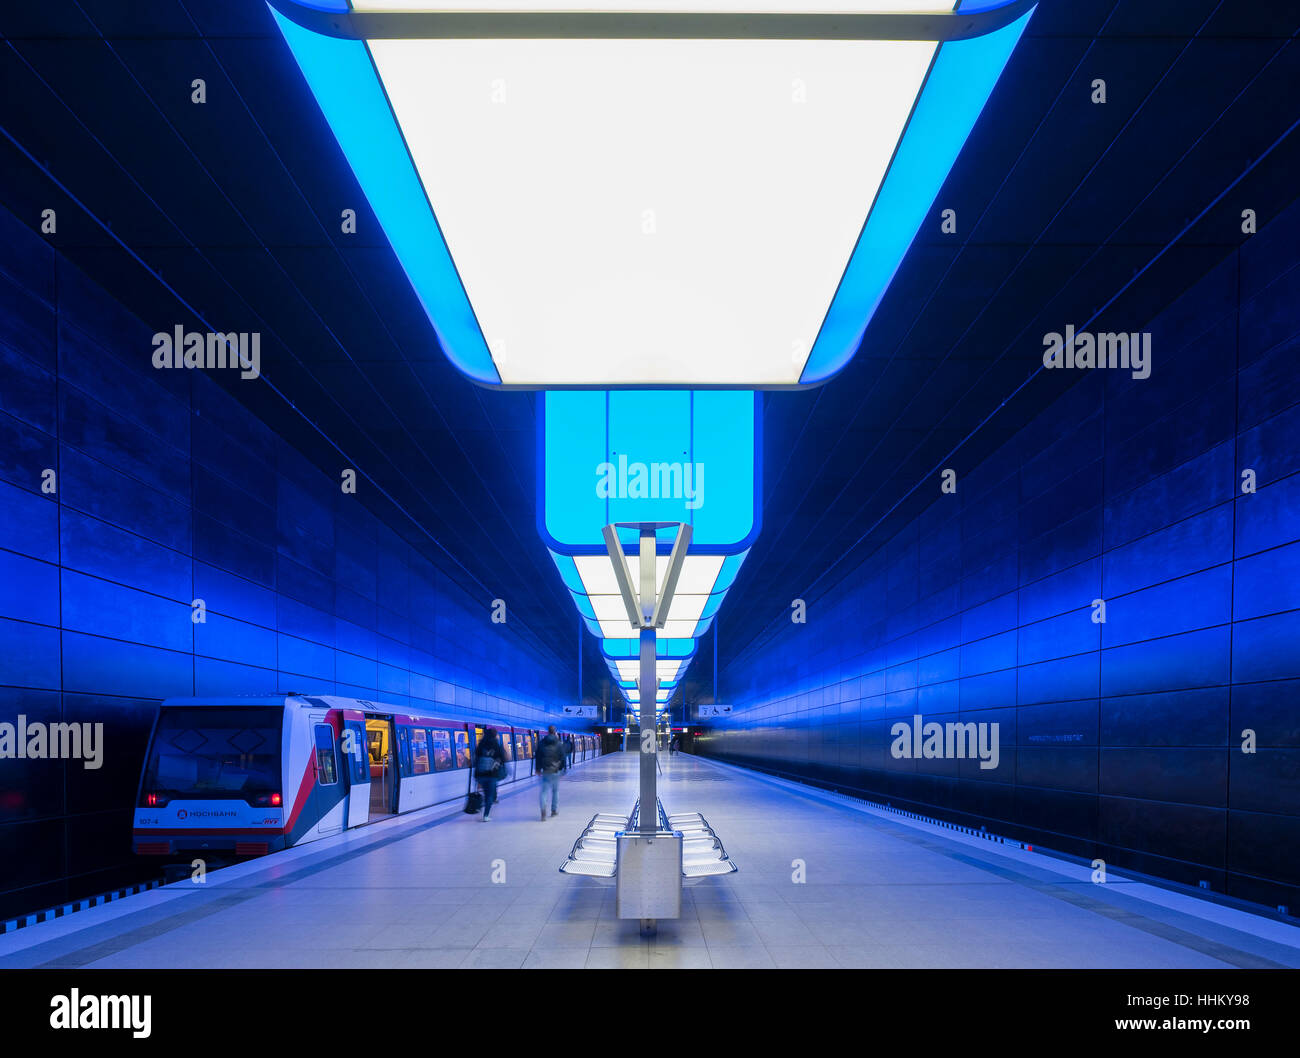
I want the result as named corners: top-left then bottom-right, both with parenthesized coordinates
top-left (143, 706), bottom-right (283, 800)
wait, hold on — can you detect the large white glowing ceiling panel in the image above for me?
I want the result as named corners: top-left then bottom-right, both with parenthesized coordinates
top-left (271, 1), bottom-right (1035, 388)
top-left (366, 37), bottom-right (931, 386)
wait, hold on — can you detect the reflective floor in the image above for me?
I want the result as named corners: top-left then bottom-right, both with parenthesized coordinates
top-left (3, 752), bottom-right (1298, 969)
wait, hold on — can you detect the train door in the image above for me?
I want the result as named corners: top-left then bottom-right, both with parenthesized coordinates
top-left (364, 715), bottom-right (397, 820)
top-left (499, 726), bottom-right (515, 781)
top-left (341, 713), bottom-right (369, 828)
top-left (454, 727), bottom-right (472, 774)
top-left (469, 725), bottom-right (483, 786)
top-left (307, 710), bottom-right (344, 837)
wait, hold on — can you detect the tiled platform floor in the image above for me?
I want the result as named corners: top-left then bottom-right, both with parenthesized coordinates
top-left (3, 751), bottom-right (1298, 969)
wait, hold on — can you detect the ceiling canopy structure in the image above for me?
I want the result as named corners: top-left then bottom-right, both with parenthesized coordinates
top-left (269, 0), bottom-right (1036, 712)
top-left (542, 389), bottom-right (758, 704)
top-left (269, 0), bottom-right (1035, 388)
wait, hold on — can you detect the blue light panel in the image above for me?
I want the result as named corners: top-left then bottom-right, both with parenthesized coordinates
top-left (269, 7), bottom-right (499, 384)
top-left (540, 390), bottom-right (759, 555)
top-left (270, 2), bottom-right (1033, 389)
top-left (800, 7), bottom-right (1034, 383)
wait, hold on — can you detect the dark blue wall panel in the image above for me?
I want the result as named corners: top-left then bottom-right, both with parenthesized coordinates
top-left (0, 206), bottom-right (569, 918)
top-left (705, 198), bottom-right (1300, 913)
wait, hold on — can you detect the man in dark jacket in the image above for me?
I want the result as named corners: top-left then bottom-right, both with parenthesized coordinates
top-left (536, 726), bottom-right (565, 820)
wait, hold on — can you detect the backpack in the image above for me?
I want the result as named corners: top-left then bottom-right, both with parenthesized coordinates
top-left (538, 736), bottom-right (563, 773)
top-left (475, 750), bottom-right (498, 778)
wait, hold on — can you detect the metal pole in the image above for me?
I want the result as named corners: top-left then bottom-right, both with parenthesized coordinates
top-left (638, 527), bottom-right (657, 833)
top-left (713, 615), bottom-right (719, 705)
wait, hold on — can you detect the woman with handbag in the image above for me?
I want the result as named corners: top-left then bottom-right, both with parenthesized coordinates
top-left (474, 727), bottom-right (507, 821)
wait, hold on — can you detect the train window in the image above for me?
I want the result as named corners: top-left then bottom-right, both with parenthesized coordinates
top-left (143, 706), bottom-right (283, 801)
top-left (523, 733), bottom-right (533, 759)
top-left (453, 729), bottom-right (470, 769)
top-left (314, 724), bottom-right (338, 785)
top-left (410, 728), bottom-right (431, 775)
top-left (430, 729), bottom-right (453, 772)
top-left (500, 733), bottom-right (514, 762)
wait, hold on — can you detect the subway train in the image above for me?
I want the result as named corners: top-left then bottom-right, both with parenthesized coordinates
top-left (132, 694), bottom-right (600, 860)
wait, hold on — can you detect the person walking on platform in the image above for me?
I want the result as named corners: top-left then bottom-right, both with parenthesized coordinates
top-left (536, 725), bottom-right (566, 820)
top-left (475, 727), bottom-right (507, 821)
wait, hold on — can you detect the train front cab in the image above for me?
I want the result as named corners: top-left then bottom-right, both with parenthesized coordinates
top-left (134, 697), bottom-right (295, 860)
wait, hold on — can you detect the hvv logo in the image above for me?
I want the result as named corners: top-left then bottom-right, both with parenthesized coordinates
top-left (595, 455), bottom-right (704, 510)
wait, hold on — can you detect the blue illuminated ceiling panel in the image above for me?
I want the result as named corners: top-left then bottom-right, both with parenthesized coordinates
top-left (601, 638), bottom-right (697, 662)
top-left (542, 387), bottom-right (756, 661)
top-left (270, 0), bottom-right (1034, 389)
top-left (801, 1), bottom-right (1036, 384)
top-left (541, 390), bottom-right (759, 554)
top-left (553, 549), bottom-right (748, 641)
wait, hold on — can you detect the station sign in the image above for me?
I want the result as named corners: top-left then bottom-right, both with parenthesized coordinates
top-left (696, 704), bottom-right (733, 717)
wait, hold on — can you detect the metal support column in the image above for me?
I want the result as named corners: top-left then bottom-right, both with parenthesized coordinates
top-left (714, 618), bottom-right (719, 707)
top-left (638, 527), bottom-right (657, 834)
top-left (602, 520), bottom-right (690, 936)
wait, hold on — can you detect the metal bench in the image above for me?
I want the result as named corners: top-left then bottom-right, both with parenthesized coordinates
top-left (559, 800), bottom-right (737, 880)
top-left (666, 810), bottom-right (739, 879)
top-left (558, 806), bottom-right (638, 879)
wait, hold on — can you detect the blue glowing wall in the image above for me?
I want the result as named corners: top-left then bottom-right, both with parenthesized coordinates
top-left (702, 199), bottom-right (1300, 911)
top-left (0, 206), bottom-right (568, 917)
